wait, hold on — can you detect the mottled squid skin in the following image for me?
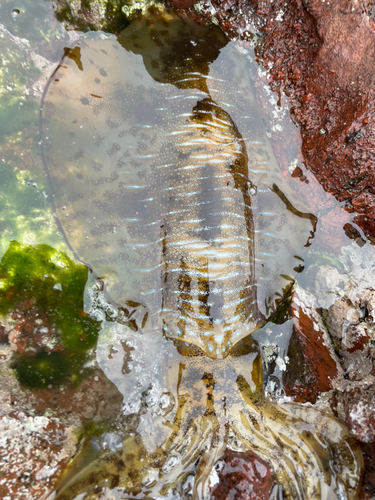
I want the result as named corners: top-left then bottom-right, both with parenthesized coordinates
top-left (40, 10), bottom-right (363, 500)
top-left (160, 98), bottom-right (262, 357)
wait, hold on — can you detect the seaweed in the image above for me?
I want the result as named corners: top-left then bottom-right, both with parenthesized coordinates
top-left (0, 241), bottom-right (101, 387)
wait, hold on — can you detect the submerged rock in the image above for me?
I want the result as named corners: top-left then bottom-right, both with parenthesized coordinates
top-left (209, 449), bottom-right (279, 500)
top-left (0, 241), bottom-right (124, 498)
top-left (341, 388), bottom-right (375, 444)
top-left (327, 289), bottom-right (375, 381)
top-left (49, 0), bottom-right (160, 32)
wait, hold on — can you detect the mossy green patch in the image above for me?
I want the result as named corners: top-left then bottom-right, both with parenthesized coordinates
top-left (0, 240), bottom-right (100, 351)
top-left (0, 241), bottom-right (102, 387)
top-left (78, 419), bottom-right (113, 442)
top-left (13, 350), bottom-right (89, 388)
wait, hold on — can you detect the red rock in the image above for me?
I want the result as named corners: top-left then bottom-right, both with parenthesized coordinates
top-left (308, 0), bottom-right (375, 88)
top-left (0, 364), bottom-right (123, 499)
top-left (209, 449), bottom-right (280, 500)
top-left (342, 388), bottom-right (375, 443)
top-left (358, 490), bottom-right (374, 500)
top-left (5, 300), bottom-right (53, 355)
top-left (251, 0), bottom-right (375, 241)
top-left (290, 286), bottom-right (343, 392)
top-left (0, 324), bottom-right (8, 344)
top-left (283, 329), bottom-right (334, 404)
top-left (0, 413), bottom-right (71, 500)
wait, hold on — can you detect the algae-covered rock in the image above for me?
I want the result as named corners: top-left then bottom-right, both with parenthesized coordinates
top-left (50, 0), bottom-right (163, 32)
top-left (0, 241), bottom-right (102, 387)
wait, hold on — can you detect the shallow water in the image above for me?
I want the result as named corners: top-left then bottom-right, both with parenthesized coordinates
top-left (40, 12), bottom-right (316, 358)
top-left (0, 3), bottom-right (371, 500)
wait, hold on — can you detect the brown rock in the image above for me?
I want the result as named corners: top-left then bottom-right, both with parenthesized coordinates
top-left (0, 413), bottom-right (74, 500)
top-left (0, 343), bottom-right (123, 499)
top-left (358, 489), bottom-right (375, 500)
top-left (327, 289), bottom-right (375, 380)
top-left (289, 286), bottom-right (343, 393)
top-left (308, 0), bottom-right (375, 89)
top-left (338, 385), bottom-right (375, 443)
top-left (361, 442), bottom-right (375, 497)
top-left (251, 0), bottom-right (375, 241)
top-left (209, 449), bottom-right (281, 500)
top-left (283, 329), bottom-right (333, 404)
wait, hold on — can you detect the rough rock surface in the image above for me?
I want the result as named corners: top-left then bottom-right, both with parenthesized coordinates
top-left (324, 287), bottom-right (375, 448)
top-left (0, 337), bottom-right (123, 499)
top-left (327, 288), bottom-right (375, 380)
top-left (283, 285), bottom-right (343, 404)
top-left (209, 449), bottom-right (280, 500)
top-left (248, 0), bottom-right (375, 242)
top-left (282, 281), bottom-right (375, 496)
top-left (361, 442), bottom-right (375, 498)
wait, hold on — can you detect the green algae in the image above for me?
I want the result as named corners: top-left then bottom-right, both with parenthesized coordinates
top-left (78, 420), bottom-right (114, 443)
top-left (0, 241), bottom-right (101, 387)
top-left (14, 350), bottom-right (89, 388)
top-left (0, 162), bottom-right (64, 256)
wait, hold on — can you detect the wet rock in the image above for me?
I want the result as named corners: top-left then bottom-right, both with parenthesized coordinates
top-left (359, 489), bottom-right (375, 500)
top-left (327, 296), bottom-right (362, 347)
top-left (328, 289), bottom-right (375, 448)
top-left (314, 265), bottom-right (346, 309)
top-left (50, 0), bottom-right (151, 32)
top-left (287, 285), bottom-right (343, 398)
top-left (326, 288), bottom-right (375, 380)
top-left (307, 0), bottom-right (375, 89)
top-left (209, 449), bottom-right (280, 500)
top-left (250, 0), bottom-right (375, 241)
top-left (337, 385), bottom-right (375, 444)
top-left (0, 412), bottom-right (75, 500)
top-left (361, 442), bottom-right (375, 498)
top-left (313, 242), bottom-right (375, 309)
top-left (283, 329), bottom-right (333, 404)
top-left (0, 339), bottom-right (123, 499)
